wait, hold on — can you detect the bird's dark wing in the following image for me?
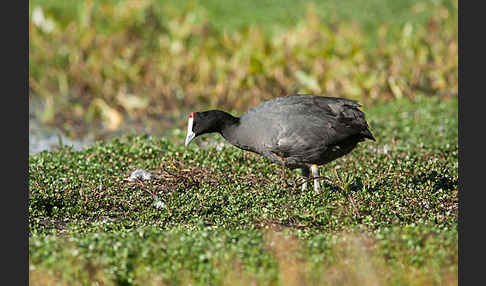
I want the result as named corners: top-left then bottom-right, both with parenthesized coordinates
top-left (264, 95), bottom-right (374, 154)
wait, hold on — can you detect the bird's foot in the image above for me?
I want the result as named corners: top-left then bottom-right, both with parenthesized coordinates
top-left (313, 180), bottom-right (321, 193)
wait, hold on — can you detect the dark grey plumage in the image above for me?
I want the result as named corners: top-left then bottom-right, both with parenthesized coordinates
top-left (185, 94), bottom-right (375, 192)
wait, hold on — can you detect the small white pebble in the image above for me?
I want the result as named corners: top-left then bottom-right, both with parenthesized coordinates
top-left (128, 169), bottom-right (152, 182)
top-left (154, 200), bottom-right (166, 209)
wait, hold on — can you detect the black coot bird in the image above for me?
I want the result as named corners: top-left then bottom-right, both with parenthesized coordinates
top-left (185, 94), bottom-right (375, 192)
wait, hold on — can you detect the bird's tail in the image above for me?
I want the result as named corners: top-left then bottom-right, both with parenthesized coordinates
top-left (342, 103), bottom-right (376, 141)
top-left (360, 128), bottom-right (376, 141)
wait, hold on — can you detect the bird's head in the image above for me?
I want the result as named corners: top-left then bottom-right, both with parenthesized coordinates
top-left (185, 110), bottom-right (234, 147)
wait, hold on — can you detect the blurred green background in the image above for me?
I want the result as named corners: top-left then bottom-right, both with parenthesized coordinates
top-left (29, 0), bottom-right (457, 140)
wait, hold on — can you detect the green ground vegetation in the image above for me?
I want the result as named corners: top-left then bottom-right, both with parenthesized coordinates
top-left (29, 95), bottom-right (458, 285)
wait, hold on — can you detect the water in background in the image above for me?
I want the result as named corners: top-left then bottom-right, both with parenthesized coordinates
top-left (29, 98), bottom-right (184, 155)
top-left (29, 99), bottom-right (94, 154)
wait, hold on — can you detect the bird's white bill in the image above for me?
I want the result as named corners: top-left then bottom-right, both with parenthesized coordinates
top-left (185, 117), bottom-right (195, 147)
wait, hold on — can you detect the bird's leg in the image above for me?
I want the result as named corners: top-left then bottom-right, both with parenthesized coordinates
top-left (281, 163), bottom-right (287, 187)
top-left (301, 167), bottom-right (310, 192)
top-left (311, 164), bottom-right (321, 193)
top-left (262, 151), bottom-right (288, 188)
top-left (262, 151), bottom-right (285, 166)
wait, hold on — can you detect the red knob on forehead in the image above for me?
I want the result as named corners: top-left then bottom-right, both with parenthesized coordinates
top-left (189, 112), bottom-right (194, 118)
